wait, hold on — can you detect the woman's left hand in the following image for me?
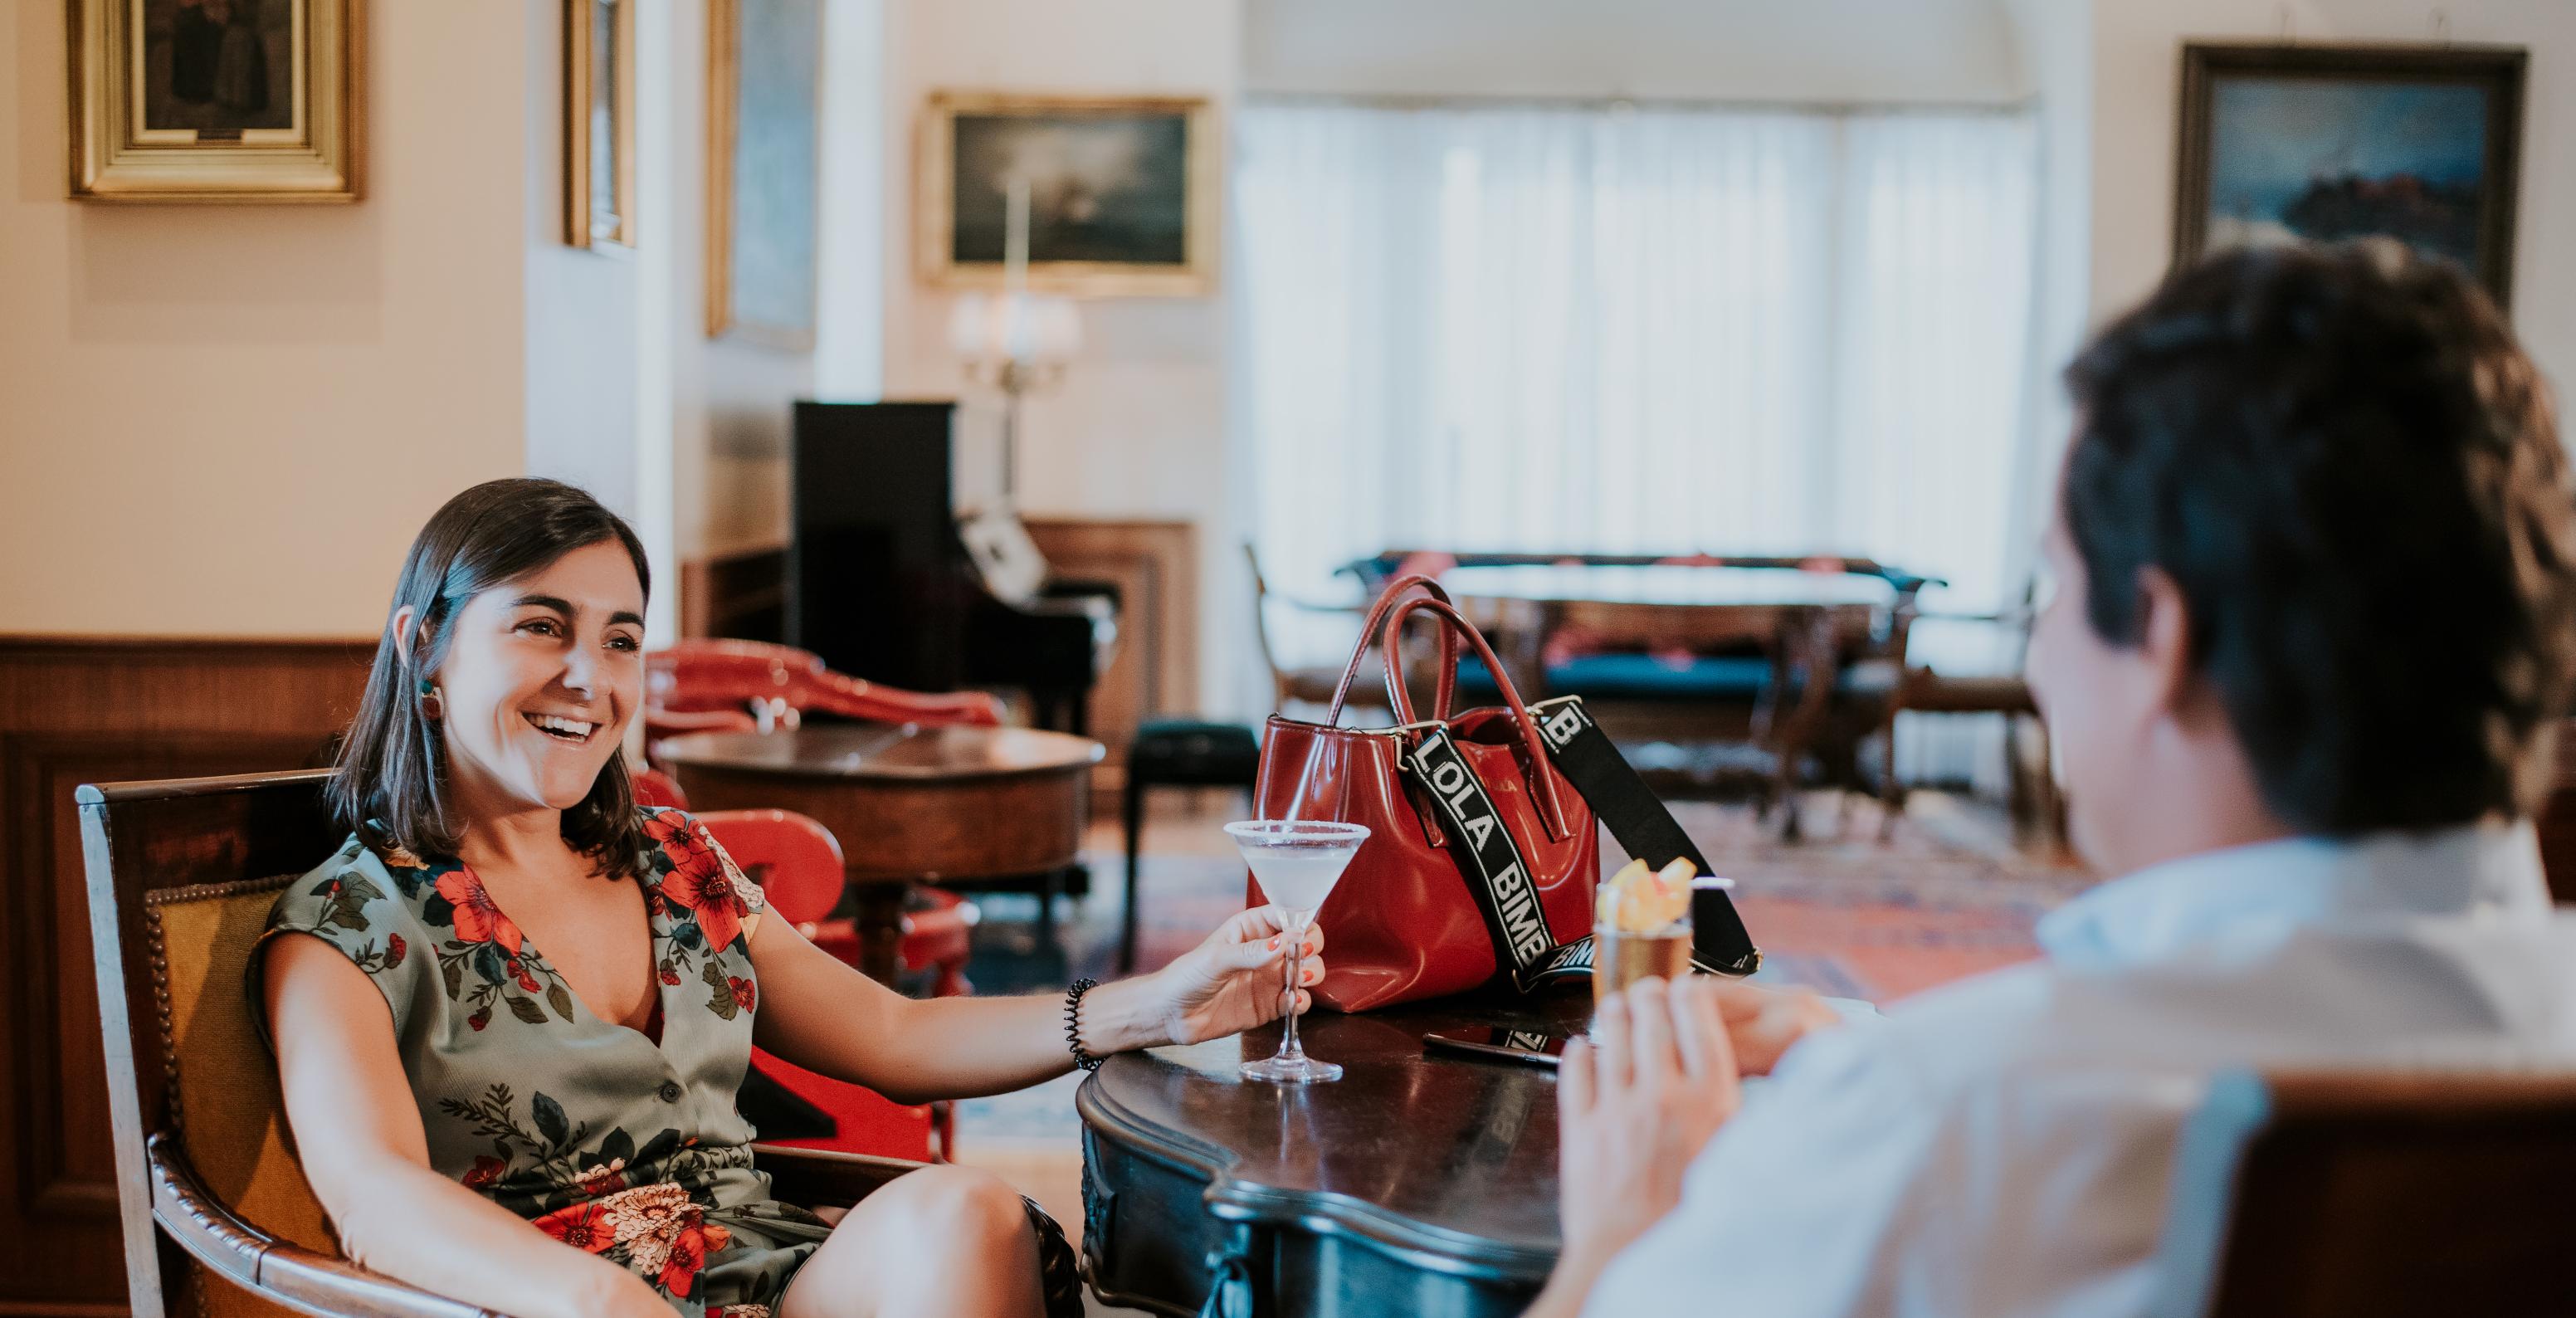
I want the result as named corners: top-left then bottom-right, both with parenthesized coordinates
top-left (1144, 906), bottom-right (1327, 1047)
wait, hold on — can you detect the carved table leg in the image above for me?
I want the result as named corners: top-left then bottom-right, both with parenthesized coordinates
top-left (849, 879), bottom-right (910, 986)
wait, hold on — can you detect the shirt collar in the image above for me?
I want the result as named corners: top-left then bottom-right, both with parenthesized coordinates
top-left (2037, 820), bottom-right (2554, 970)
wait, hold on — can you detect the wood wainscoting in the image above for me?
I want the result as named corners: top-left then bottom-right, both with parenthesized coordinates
top-left (0, 637), bottom-right (373, 1316)
top-left (677, 518), bottom-right (1200, 798)
top-left (1023, 518), bottom-right (1199, 795)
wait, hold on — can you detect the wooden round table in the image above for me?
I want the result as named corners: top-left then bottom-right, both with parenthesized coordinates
top-left (1079, 989), bottom-right (1590, 1317)
top-left (659, 724), bottom-right (1105, 982)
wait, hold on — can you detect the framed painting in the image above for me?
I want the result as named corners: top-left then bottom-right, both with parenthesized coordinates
top-left (69, 0), bottom-right (363, 202)
top-left (2175, 42), bottom-right (2525, 305)
top-left (706, 0), bottom-right (822, 347)
top-left (918, 92), bottom-right (1218, 298)
top-left (565, 0), bottom-right (637, 248)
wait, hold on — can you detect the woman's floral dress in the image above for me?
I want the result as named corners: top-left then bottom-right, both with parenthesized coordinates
top-left (252, 808), bottom-right (1079, 1317)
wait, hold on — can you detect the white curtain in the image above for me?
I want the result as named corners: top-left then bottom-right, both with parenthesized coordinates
top-left (1234, 99), bottom-right (2039, 783)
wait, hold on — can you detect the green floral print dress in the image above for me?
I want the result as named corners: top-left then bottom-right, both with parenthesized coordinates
top-left (252, 808), bottom-right (1080, 1317)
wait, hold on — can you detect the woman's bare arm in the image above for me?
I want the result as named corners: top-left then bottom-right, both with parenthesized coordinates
top-left (749, 907), bottom-right (1320, 1105)
top-left (262, 933), bottom-right (668, 1318)
top-left (745, 918), bottom-right (1144, 1102)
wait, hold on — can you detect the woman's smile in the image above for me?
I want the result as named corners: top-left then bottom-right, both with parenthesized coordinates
top-left (523, 710), bottom-right (603, 744)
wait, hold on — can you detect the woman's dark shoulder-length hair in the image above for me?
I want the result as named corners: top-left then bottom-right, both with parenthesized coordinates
top-left (332, 477), bottom-right (654, 876)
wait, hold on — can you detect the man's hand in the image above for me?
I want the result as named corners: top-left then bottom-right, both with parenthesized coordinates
top-left (1707, 978), bottom-right (1841, 1076)
top-left (1532, 976), bottom-right (1739, 1316)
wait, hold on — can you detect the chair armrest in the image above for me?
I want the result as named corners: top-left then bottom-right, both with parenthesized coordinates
top-left (646, 708), bottom-right (764, 735)
top-left (148, 1134), bottom-right (500, 1318)
top-left (798, 674), bottom-right (1007, 728)
top-left (751, 1144), bottom-right (925, 1210)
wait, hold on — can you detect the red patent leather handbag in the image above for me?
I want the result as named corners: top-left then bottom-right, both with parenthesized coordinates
top-left (1248, 577), bottom-right (1602, 1012)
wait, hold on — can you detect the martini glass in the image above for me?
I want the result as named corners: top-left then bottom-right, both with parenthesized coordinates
top-left (1224, 819), bottom-right (1369, 1082)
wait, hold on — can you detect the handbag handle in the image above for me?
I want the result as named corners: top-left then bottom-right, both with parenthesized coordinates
top-left (1324, 574), bottom-right (1459, 725)
top-left (1378, 594), bottom-right (1575, 841)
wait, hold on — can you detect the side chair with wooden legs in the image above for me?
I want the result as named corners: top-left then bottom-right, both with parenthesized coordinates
top-left (79, 768), bottom-right (920, 1318)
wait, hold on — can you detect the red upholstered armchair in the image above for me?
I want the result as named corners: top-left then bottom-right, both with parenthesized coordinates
top-left (641, 639), bottom-right (987, 998)
top-left (696, 809), bottom-right (956, 1163)
top-left (643, 639), bottom-right (1005, 761)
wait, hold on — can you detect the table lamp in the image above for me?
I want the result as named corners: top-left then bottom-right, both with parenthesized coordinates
top-left (949, 176), bottom-right (1081, 508)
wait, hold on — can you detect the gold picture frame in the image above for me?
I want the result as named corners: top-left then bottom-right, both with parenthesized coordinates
top-left (565, 0), bottom-right (637, 247)
top-left (68, 0), bottom-right (363, 203)
top-left (705, 0), bottom-right (823, 348)
top-left (917, 91), bottom-right (1219, 298)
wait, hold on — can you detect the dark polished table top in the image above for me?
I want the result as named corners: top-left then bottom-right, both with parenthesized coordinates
top-left (655, 723), bottom-right (1105, 781)
top-left (1079, 989), bottom-right (1596, 1285)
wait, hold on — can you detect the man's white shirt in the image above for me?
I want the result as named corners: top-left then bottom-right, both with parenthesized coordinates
top-left (1584, 823), bottom-right (2576, 1317)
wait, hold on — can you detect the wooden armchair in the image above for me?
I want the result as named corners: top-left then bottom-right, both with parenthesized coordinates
top-left (78, 769), bottom-right (922, 1318)
top-left (2147, 1068), bottom-right (2576, 1317)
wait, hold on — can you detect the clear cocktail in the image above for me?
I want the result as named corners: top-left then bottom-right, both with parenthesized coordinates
top-left (1224, 818), bottom-right (1369, 1082)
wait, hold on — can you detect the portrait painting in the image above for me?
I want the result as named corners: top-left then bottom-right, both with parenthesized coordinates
top-left (2175, 43), bottom-right (2525, 305)
top-left (144, 0), bottom-right (292, 137)
top-left (706, 0), bottom-right (822, 345)
top-left (70, 0), bottom-right (360, 200)
top-left (919, 93), bottom-right (1217, 297)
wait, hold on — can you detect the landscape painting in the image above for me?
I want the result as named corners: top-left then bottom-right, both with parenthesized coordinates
top-left (2175, 44), bottom-right (2525, 305)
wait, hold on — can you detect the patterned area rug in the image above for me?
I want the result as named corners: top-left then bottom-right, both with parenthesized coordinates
top-left (953, 794), bottom-right (2093, 1148)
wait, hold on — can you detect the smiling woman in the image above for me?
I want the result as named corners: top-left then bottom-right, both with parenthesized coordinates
top-left (249, 478), bottom-right (1327, 1318)
top-left (327, 479), bottom-right (656, 870)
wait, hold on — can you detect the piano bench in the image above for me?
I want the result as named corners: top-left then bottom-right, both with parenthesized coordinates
top-left (1121, 720), bottom-right (1262, 973)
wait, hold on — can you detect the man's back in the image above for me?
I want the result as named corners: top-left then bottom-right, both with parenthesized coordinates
top-left (1588, 823), bottom-right (2576, 1317)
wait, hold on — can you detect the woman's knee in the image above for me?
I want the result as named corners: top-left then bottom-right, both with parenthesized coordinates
top-left (882, 1165), bottom-right (1031, 1255)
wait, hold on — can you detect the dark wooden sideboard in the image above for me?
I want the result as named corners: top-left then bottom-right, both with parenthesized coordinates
top-left (0, 636), bottom-right (371, 1315)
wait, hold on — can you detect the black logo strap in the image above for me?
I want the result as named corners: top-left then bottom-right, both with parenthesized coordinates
top-left (1401, 698), bottom-right (1763, 993)
top-left (1403, 728), bottom-right (1575, 993)
top-left (1533, 696), bottom-right (1762, 977)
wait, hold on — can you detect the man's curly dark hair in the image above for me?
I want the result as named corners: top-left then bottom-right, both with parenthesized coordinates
top-left (2062, 239), bottom-right (2576, 833)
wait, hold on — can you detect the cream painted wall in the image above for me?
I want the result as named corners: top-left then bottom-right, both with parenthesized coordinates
top-left (2091, 0), bottom-right (2574, 393)
top-left (0, 1), bottom-right (529, 637)
top-left (881, 0), bottom-right (1244, 704)
top-left (1246, 0), bottom-right (2028, 102)
top-left (665, 0), bottom-right (832, 563)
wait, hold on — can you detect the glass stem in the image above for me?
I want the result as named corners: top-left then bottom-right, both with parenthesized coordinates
top-left (1277, 915), bottom-right (1308, 1062)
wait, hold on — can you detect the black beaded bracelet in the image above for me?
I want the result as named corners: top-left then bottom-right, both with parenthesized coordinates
top-left (1065, 977), bottom-right (1105, 1072)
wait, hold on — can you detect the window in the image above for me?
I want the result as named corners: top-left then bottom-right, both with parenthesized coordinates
top-left (1236, 98), bottom-right (2040, 616)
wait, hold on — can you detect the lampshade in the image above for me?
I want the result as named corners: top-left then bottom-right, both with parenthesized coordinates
top-left (948, 292), bottom-right (1083, 366)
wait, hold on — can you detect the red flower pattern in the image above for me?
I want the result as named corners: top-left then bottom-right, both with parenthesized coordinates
top-left (461, 1154), bottom-right (505, 1189)
top-left (573, 1159), bottom-right (627, 1198)
top-left (728, 977), bottom-right (756, 1012)
top-left (534, 1200), bottom-right (613, 1254)
top-left (433, 870), bottom-right (524, 955)
top-left (644, 808), bottom-right (764, 954)
top-left (660, 1221), bottom-right (731, 1297)
top-left (384, 933), bottom-right (407, 966)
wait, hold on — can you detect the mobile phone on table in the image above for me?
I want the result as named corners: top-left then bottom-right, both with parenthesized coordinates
top-left (1422, 1026), bottom-right (1574, 1069)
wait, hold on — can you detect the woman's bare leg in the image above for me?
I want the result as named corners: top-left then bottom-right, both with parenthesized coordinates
top-left (776, 1165), bottom-right (1044, 1318)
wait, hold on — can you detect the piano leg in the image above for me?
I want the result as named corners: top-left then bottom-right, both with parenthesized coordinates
top-left (1120, 777), bottom-right (1144, 974)
top-left (1022, 685), bottom-right (1092, 738)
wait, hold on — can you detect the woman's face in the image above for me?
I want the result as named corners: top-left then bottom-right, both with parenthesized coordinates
top-left (424, 539), bottom-right (646, 817)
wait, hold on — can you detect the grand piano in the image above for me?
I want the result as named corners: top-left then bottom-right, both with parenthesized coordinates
top-left (787, 400), bottom-right (1120, 736)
